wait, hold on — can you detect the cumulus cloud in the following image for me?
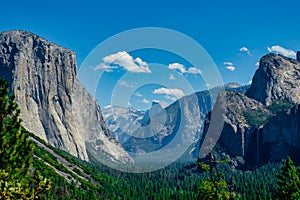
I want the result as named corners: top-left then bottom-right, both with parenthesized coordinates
top-left (168, 63), bottom-right (202, 74)
top-left (224, 62), bottom-right (236, 71)
top-left (240, 46), bottom-right (251, 55)
top-left (168, 63), bottom-right (186, 73)
top-left (186, 67), bottom-right (202, 74)
top-left (223, 62), bottom-right (233, 65)
top-left (226, 66), bottom-right (236, 71)
top-left (267, 45), bottom-right (296, 58)
top-left (95, 51), bottom-right (151, 73)
top-left (153, 87), bottom-right (184, 98)
top-left (255, 62), bottom-right (259, 67)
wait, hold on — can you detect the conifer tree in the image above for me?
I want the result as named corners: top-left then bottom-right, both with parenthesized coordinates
top-left (274, 156), bottom-right (300, 200)
top-left (0, 78), bottom-right (51, 199)
top-left (196, 152), bottom-right (238, 200)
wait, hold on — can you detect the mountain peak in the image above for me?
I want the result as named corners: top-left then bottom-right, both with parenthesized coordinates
top-left (0, 30), bottom-right (75, 55)
top-left (246, 53), bottom-right (300, 106)
top-left (225, 82), bottom-right (242, 89)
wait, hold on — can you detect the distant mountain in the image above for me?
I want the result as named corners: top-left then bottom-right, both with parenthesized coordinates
top-left (102, 101), bottom-right (168, 146)
top-left (139, 100), bottom-right (166, 126)
top-left (199, 53), bottom-right (300, 168)
top-left (0, 30), bottom-right (132, 163)
top-left (102, 105), bottom-right (145, 144)
top-left (105, 83), bottom-right (249, 161)
top-left (226, 82), bottom-right (250, 93)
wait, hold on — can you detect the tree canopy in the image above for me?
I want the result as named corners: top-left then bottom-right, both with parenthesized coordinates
top-left (0, 78), bottom-right (51, 199)
top-left (274, 156), bottom-right (300, 200)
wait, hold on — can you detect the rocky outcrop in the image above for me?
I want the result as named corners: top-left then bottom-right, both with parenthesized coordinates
top-left (0, 30), bottom-right (132, 163)
top-left (199, 90), bottom-right (270, 167)
top-left (260, 105), bottom-right (300, 165)
top-left (200, 53), bottom-right (300, 168)
top-left (246, 53), bottom-right (300, 106)
top-left (297, 51), bottom-right (300, 61)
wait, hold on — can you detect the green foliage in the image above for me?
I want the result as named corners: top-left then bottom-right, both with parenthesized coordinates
top-left (244, 100), bottom-right (294, 128)
top-left (197, 179), bottom-right (230, 200)
top-left (14, 138), bottom-right (284, 200)
top-left (274, 157), bottom-right (300, 200)
top-left (243, 108), bottom-right (273, 128)
top-left (0, 78), bottom-right (51, 199)
top-left (196, 153), bottom-right (238, 199)
top-left (267, 100), bottom-right (293, 114)
top-left (0, 78), bottom-right (295, 199)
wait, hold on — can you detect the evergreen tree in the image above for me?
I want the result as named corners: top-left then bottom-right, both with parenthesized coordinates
top-left (0, 78), bottom-right (51, 199)
top-left (274, 156), bottom-right (300, 200)
top-left (196, 153), bottom-right (238, 200)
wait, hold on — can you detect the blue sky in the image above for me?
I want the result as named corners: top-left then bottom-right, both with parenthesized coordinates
top-left (2, 0), bottom-right (300, 110)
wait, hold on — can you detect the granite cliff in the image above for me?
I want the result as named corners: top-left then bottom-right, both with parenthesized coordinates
top-left (246, 53), bottom-right (300, 106)
top-left (200, 53), bottom-right (300, 168)
top-left (0, 30), bottom-right (132, 163)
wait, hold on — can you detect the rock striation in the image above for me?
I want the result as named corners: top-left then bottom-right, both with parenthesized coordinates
top-left (199, 90), bottom-right (270, 167)
top-left (260, 104), bottom-right (300, 165)
top-left (200, 53), bottom-right (300, 168)
top-left (246, 53), bottom-right (300, 106)
top-left (0, 30), bottom-right (132, 163)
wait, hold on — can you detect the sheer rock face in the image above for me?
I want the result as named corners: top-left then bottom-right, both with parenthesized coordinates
top-left (246, 53), bottom-right (300, 106)
top-left (261, 105), bottom-right (300, 165)
top-left (0, 30), bottom-right (132, 162)
top-left (199, 90), bottom-right (269, 167)
top-left (200, 54), bottom-right (300, 168)
top-left (297, 51), bottom-right (300, 61)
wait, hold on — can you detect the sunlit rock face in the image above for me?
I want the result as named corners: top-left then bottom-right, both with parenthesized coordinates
top-left (0, 30), bottom-right (132, 163)
top-left (246, 53), bottom-right (300, 106)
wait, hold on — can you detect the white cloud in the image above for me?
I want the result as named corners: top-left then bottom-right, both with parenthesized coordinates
top-left (134, 92), bottom-right (143, 97)
top-left (224, 62), bottom-right (234, 65)
top-left (95, 51), bottom-right (151, 73)
top-left (267, 45), bottom-right (296, 58)
top-left (255, 62), bottom-right (259, 67)
top-left (118, 80), bottom-right (136, 88)
top-left (224, 62), bottom-right (236, 71)
top-left (226, 66), bottom-right (236, 71)
top-left (138, 98), bottom-right (151, 104)
top-left (186, 67), bottom-right (202, 74)
top-left (240, 46), bottom-right (251, 55)
top-left (153, 87), bottom-right (184, 98)
top-left (169, 63), bottom-right (202, 75)
top-left (249, 80), bottom-right (252, 85)
top-left (168, 63), bottom-right (186, 73)
top-left (169, 74), bottom-right (176, 80)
